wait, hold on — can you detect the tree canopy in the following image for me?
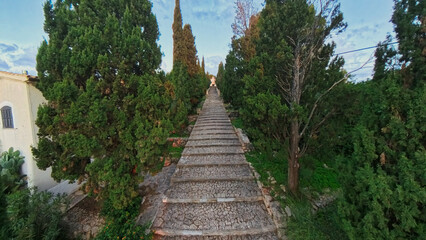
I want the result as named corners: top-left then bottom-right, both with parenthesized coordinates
top-left (33, 0), bottom-right (173, 211)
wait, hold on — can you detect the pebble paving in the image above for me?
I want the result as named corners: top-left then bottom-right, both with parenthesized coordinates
top-left (152, 87), bottom-right (278, 239)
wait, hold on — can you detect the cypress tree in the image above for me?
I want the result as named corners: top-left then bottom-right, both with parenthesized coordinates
top-left (182, 24), bottom-right (198, 77)
top-left (216, 61), bottom-right (224, 88)
top-left (33, 0), bottom-right (172, 211)
top-left (173, 0), bottom-right (183, 65)
top-left (201, 56), bottom-right (205, 74)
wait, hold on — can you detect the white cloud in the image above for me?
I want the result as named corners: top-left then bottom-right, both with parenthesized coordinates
top-left (205, 55), bottom-right (225, 75)
top-left (332, 20), bottom-right (395, 82)
top-left (0, 42), bottom-right (37, 75)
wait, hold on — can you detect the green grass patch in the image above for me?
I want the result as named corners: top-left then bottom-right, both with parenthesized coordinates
top-left (299, 155), bottom-right (340, 192)
top-left (167, 144), bottom-right (184, 159)
top-left (247, 149), bottom-right (347, 240)
top-left (231, 118), bottom-right (244, 129)
top-left (286, 198), bottom-right (347, 240)
top-left (246, 150), bottom-right (287, 188)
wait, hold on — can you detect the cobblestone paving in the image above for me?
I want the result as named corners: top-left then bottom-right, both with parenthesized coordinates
top-left (185, 139), bottom-right (241, 147)
top-left (162, 233), bottom-right (279, 240)
top-left (173, 165), bottom-right (253, 179)
top-left (153, 87), bottom-right (278, 239)
top-left (178, 155), bottom-right (247, 165)
top-left (182, 146), bottom-right (244, 155)
top-left (190, 129), bottom-right (237, 135)
top-left (166, 180), bottom-right (262, 199)
top-left (188, 134), bottom-right (239, 140)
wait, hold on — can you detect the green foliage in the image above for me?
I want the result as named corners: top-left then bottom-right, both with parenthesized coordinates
top-left (97, 197), bottom-right (153, 240)
top-left (172, 0), bottom-right (183, 64)
top-left (34, 0), bottom-right (173, 216)
top-left (0, 147), bottom-right (25, 193)
top-left (181, 24), bottom-right (199, 77)
top-left (311, 166), bottom-right (339, 191)
top-left (170, 0), bottom-right (208, 124)
top-left (168, 62), bottom-right (207, 129)
top-left (201, 56), bottom-right (206, 74)
top-left (96, 221), bottom-right (153, 240)
top-left (167, 143), bottom-right (184, 160)
top-left (231, 117), bottom-right (244, 129)
top-left (287, 199), bottom-right (348, 240)
top-left (246, 151), bottom-right (288, 187)
top-left (336, 1), bottom-right (426, 236)
top-left (224, 0), bottom-right (425, 239)
top-left (215, 61), bottom-right (224, 88)
top-left (220, 49), bottom-right (246, 107)
top-left (0, 180), bottom-right (9, 239)
top-left (6, 188), bottom-right (67, 240)
top-left (241, 91), bottom-right (288, 151)
top-left (247, 150), bottom-right (347, 239)
top-left (338, 77), bottom-right (426, 239)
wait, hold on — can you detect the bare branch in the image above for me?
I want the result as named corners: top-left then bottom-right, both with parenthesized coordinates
top-left (299, 54), bottom-right (374, 138)
top-left (232, 0), bottom-right (258, 38)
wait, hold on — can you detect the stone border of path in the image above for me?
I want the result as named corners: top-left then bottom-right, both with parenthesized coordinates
top-left (233, 126), bottom-right (286, 239)
top-left (247, 161), bottom-right (287, 239)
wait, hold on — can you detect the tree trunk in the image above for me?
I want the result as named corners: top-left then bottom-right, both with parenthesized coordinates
top-left (288, 117), bottom-right (300, 195)
top-left (288, 50), bottom-right (301, 195)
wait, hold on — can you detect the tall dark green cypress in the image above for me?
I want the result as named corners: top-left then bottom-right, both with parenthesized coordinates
top-left (201, 56), bottom-right (205, 74)
top-left (182, 24), bottom-right (198, 77)
top-left (33, 0), bottom-right (172, 211)
top-left (173, 0), bottom-right (183, 65)
top-left (216, 61), bottom-right (224, 88)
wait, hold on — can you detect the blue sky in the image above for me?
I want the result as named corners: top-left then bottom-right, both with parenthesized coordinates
top-left (0, 0), bottom-right (395, 81)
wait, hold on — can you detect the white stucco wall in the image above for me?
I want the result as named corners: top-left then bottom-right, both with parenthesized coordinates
top-left (0, 72), bottom-right (57, 191)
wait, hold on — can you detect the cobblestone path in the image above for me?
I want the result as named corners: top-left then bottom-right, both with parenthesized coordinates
top-left (152, 87), bottom-right (279, 239)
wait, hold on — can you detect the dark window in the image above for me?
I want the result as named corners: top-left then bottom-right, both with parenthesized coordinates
top-left (1, 106), bottom-right (14, 128)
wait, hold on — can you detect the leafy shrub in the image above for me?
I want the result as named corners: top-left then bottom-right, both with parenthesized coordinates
top-left (311, 167), bottom-right (339, 191)
top-left (0, 180), bottom-right (9, 239)
top-left (6, 188), bottom-right (67, 240)
top-left (96, 197), bottom-right (153, 240)
top-left (96, 221), bottom-right (153, 240)
top-left (287, 199), bottom-right (348, 240)
top-left (0, 147), bottom-right (25, 193)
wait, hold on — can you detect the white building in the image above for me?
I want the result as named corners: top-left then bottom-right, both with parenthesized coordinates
top-left (0, 71), bottom-right (78, 193)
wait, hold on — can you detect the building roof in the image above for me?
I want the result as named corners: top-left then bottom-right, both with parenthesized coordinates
top-left (0, 71), bottom-right (38, 83)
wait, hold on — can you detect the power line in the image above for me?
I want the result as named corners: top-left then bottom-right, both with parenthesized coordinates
top-left (334, 41), bottom-right (398, 56)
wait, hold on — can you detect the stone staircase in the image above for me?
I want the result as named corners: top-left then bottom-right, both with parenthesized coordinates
top-left (152, 87), bottom-right (279, 239)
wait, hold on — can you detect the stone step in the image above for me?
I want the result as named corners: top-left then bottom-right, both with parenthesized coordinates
top-left (178, 155), bottom-right (247, 165)
top-left (185, 139), bottom-right (241, 147)
top-left (190, 130), bottom-right (236, 136)
top-left (171, 176), bottom-right (255, 183)
top-left (194, 123), bottom-right (232, 127)
top-left (172, 164), bottom-right (252, 180)
top-left (188, 135), bottom-right (239, 141)
top-left (152, 201), bottom-right (276, 235)
top-left (197, 114), bottom-right (229, 121)
top-left (192, 126), bottom-right (234, 131)
top-left (193, 125), bottom-right (232, 129)
top-left (196, 121), bottom-right (230, 125)
top-left (163, 196), bottom-right (263, 204)
top-left (182, 146), bottom-right (244, 156)
top-left (199, 111), bottom-right (227, 114)
top-left (158, 231), bottom-right (279, 240)
top-left (165, 179), bottom-right (262, 200)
